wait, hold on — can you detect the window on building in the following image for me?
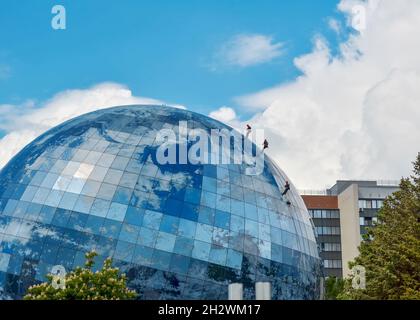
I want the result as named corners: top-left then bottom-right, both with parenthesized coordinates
top-left (331, 210), bottom-right (340, 219)
top-left (359, 199), bottom-right (385, 210)
top-left (365, 217), bottom-right (373, 226)
top-left (324, 260), bottom-right (342, 269)
top-left (322, 243), bottom-right (341, 252)
top-left (308, 209), bottom-right (340, 219)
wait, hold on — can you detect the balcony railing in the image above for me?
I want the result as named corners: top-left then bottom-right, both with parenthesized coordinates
top-left (298, 189), bottom-right (328, 195)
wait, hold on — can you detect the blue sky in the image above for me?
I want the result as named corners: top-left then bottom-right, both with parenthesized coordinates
top-left (5, 1), bottom-right (418, 189)
top-left (0, 0), bottom-right (344, 116)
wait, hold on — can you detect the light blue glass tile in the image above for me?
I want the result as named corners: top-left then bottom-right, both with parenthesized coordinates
top-left (107, 202), bottom-right (127, 222)
top-left (200, 190), bottom-right (217, 209)
top-left (195, 223), bottom-right (213, 243)
top-left (90, 198), bottom-right (111, 218)
top-left (155, 231), bottom-right (176, 252)
top-left (178, 218), bottom-right (197, 239)
top-left (137, 227), bottom-right (158, 248)
top-left (192, 240), bottom-right (211, 261)
top-left (143, 210), bottom-right (162, 230)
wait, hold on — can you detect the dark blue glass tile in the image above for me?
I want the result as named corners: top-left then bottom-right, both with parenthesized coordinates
top-left (7, 254), bottom-right (24, 275)
top-left (164, 198), bottom-right (183, 217)
top-left (56, 247), bottom-right (77, 270)
top-left (184, 187), bottom-right (201, 205)
top-left (85, 215), bottom-right (104, 235)
top-left (151, 250), bottom-right (172, 271)
top-left (214, 210), bottom-right (230, 229)
top-left (180, 203), bottom-right (199, 222)
top-left (187, 259), bottom-right (209, 280)
top-left (202, 165), bottom-right (217, 178)
top-left (66, 211), bottom-right (89, 230)
top-left (50, 209), bottom-right (71, 228)
top-left (170, 254), bottom-right (191, 275)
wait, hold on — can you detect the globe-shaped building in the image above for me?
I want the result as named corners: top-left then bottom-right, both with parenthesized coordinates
top-left (0, 105), bottom-right (321, 300)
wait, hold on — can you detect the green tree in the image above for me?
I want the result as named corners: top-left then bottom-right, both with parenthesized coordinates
top-left (24, 252), bottom-right (137, 300)
top-left (324, 277), bottom-right (345, 300)
top-left (339, 153), bottom-right (420, 300)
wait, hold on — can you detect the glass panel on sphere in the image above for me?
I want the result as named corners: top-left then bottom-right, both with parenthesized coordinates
top-left (0, 105), bottom-right (322, 300)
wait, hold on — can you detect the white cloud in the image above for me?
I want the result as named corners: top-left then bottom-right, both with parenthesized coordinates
top-left (215, 34), bottom-right (284, 68)
top-left (209, 107), bottom-right (237, 123)
top-left (208, 106), bottom-right (245, 133)
top-left (328, 18), bottom-right (342, 34)
top-left (0, 82), bottom-right (183, 168)
top-left (235, 0), bottom-right (420, 189)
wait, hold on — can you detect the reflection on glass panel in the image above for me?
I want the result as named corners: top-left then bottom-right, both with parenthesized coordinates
top-left (133, 245), bottom-right (154, 266)
top-left (174, 237), bottom-right (194, 256)
top-left (226, 249), bottom-right (242, 269)
top-left (178, 218), bottom-right (197, 239)
top-left (155, 231), bottom-right (176, 252)
top-left (119, 223), bottom-right (140, 244)
top-left (192, 240), bottom-right (211, 261)
top-left (209, 245), bottom-right (227, 265)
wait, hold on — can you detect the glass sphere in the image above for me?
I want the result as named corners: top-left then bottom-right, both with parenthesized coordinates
top-left (0, 105), bottom-right (321, 299)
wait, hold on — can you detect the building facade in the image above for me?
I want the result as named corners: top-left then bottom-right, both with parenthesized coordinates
top-left (303, 195), bottom-right (342, 278)
top-left (302, 180), bottom-right (399, 278)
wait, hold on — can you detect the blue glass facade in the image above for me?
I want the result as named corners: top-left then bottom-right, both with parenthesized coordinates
top-left (0, 105), bottom-right (321, 299)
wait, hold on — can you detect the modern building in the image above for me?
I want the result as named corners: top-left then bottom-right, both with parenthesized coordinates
top-left (302, 195), bottom-right (342, 278)
top-left (302, 180), bottom-right (399, 278)
top-left (0, 105), bottom-right (322, 300)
